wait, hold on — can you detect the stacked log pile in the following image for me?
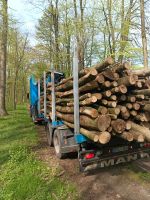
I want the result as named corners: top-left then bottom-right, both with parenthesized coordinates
top-left (41, 57), bottom-right (150, 144)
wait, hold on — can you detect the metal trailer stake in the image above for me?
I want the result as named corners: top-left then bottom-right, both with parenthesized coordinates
top-left (73, 43), bottom-right (80, 135)
top-left (38, 79), bottom-right (41, 115)
top-left (51, 71), bottom-right (56, 123)
top-left (44, 71), bottom-right (47, 118)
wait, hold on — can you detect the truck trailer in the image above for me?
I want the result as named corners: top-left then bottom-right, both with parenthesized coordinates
top-left (29, 49), bottom-right (150, 172)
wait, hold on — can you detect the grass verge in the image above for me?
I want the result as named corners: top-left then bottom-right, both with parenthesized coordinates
top-left (0, 105), bottom-right (78, 200)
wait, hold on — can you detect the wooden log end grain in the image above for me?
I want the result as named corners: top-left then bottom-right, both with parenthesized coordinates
top-left (126, 121), bottom-right (132, 130)
top-left (98, 106), bottom-right (108, 114)
top-left (111, 119), bottom-right (126, 134)
top-left (96, 74), bottom-right (105, 84)
top-left (121, 131), bottom-right (134, 142)
top-left (97, 115), bottom-right (111, 132)
top-left (99, 131), bottom-right (111, 144)
top-left (118, 84), bottom-right (127, 94)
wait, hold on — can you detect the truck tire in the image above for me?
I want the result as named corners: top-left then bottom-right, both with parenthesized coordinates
top-left (45, 123), bottom-right (53, 146)
top-left (53, 129), bottom-right (65, 159)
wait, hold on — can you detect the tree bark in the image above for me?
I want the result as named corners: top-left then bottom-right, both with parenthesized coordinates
top-left (131, 122), bottom-right (150, 141)
top-left (0, 0), bottom-right (8, 116)
top-left (140, 0), bottom-right (148, 69)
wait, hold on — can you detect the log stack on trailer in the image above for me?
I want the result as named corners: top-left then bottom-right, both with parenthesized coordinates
top-left (40, 57), bottom-right (150, 145)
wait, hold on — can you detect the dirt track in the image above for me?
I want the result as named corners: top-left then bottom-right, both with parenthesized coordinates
top-left (35, 125), bottom-right (150, 200)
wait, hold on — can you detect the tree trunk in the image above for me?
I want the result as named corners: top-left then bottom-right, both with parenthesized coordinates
top-left (140, 0), bottom-right (148, 69)
top-left (0, 0), bottom-right (8, 116)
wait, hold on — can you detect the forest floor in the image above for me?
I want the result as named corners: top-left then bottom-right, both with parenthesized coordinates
top-left (36, 119), bottom-right (150, 200)
top-left (1, 106), bottom-right (150, 200)
top-left (0, 106), bottom-right (78, 200)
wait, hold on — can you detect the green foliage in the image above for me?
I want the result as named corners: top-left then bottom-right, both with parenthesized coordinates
top-left (0, 106), bottom-right (78, 200)
top-left (138, 172), bottom-right (150, 182)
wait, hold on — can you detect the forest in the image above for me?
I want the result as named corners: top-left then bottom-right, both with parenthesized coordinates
top-left (0, 0), bottom-right (149, 114)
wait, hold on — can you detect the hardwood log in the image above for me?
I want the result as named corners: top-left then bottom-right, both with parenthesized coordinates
top-left (98, 106), bottom-right (108, 114)
top-left (107, 126), bottom-right (112, 132)
top-left (67, 96), bottom-right (97, 106)
top-left (143, 104), bottom-right (150, 112)
top-left (127, 96), bottom-right (136, 103)
top-left (110, 81), bottom-right (118, 87)
top-left (101, 99), bottom-right (108, 105)
top-left (56, 111), bottom-right (98, 130)
top-left (55, 106), bottom-right (98, 119)
top-left (112, 62), bottom-right (130, 73)
top-left (56, 80), bottom-right (99, 97)
top-left (117, 105), bottom-right (127, 113)
top-left (79, 93), bottom-right (92, 101)
top-left (92, 93), bottom-right (102, 100)
top-left (95, 74), bottom-right (105, 84)
top-left (102, 69), bottom-right (119, 81)
top-left (111, 119), bottom-right (126, 133)
top-left (117, 74), bottom-right (138, 86)
top-left (92, 57), bottom-right (114, 73)
top-left (136, 81), bottom-right (142, 88)
top-left (145, 79), bottom-right (150, 89)
top-left (79, 80), bottom-right (99, 93)
top-left (132, 89), bottom-right (150, 96)
top-left (131, 122), bottom-right (150, 141)
top-left (56, 67), bottom-right (97, 87)
top-left (97, 115), bottom-right (111, 131)
top-left (107, 107), bottom-right (120, 115)
top-left (121, 131), bottom-right (134, 142)
top-left (133, 69), bottom-right (150, 77)
top-left (109, 95), bottom-right (117, 101)
top-left (80, 107), bottom-right (99, 119)
top-left (126, 103), bottom-right (133, 110)
top-left (132, 103), bottom-right (140, 111)
top-left (102, 81), bottom-right (111, 88)
top-left (63, 121), bottom-right (99, 142)
top-left (79, 68), bottom-right (97, 77)
top-left (102, 90), bottom-right (112, 97)
top-left (126, 121), bottom-right (132, 130)
top-left (108, 114), bottom-right (117, 119)
top-left (134, 94), bottom-right (145, 100)
top-left (107, 101), bottom-right (117, 108)
top-left (111, 85), bottom-right (127, 94)
top-left (130, 110), bottom-right (137, 116)
top-left (121, 109), bottom-right (130, 119)
top-left (135, 113), bottom-right (149, 122)
top-left (99, 131), bottom-right (111, 144)
top-left (129, 129), bottom-right (145, 142)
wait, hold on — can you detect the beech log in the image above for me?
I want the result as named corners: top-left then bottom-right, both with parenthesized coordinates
top-left (98, 106), bottom-right (108, 114)
top-left (97, 115), bottom-right (111, 131)
top-left (107, 107), bottom-right (120, 115)
top-left (121, 131), bottom-right (134, 142)
top-left (63, 121), bottom-right (99, 142)
top-left (131, 122), bottom-right (150, 141)
top-left (111, 119), bottom-right (126, 133)
top-left (92, 57), bottom-right (114, 72)
top-left (117, 75), bottom-right (138, 86)
top-left (56, 111), bottom-right (98, 130)
top-left (132, 89), bottom-right (150, 96)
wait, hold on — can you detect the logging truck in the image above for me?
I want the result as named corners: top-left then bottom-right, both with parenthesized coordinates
top-left (29, 48), bottom-right (150, 172)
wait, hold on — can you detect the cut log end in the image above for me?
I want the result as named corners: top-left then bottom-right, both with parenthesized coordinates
top-left (99, 131), bottom-right (111, 144)
top-left (97, 115), bottom-right (111, 132)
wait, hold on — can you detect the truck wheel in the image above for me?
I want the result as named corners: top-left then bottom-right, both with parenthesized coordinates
top-left (45, 123), bottom-right (53, 146)
top-left (53, 130), bottom-right (65, 159)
